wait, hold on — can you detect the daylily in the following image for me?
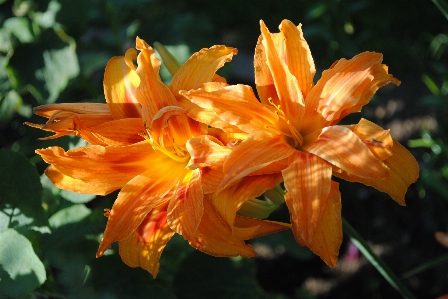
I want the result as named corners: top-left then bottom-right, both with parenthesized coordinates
top-left (32, 37), bottom-right (290, 277)
top-left (180, 20), bottom-right (419, 267)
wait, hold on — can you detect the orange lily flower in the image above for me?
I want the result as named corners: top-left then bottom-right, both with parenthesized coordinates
top-left (33, 37), bottom-right (290, 277)
top-left (180, 20), bottom-right (419, 267)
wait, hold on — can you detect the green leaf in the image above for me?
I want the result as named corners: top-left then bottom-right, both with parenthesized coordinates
top-left (0, 229), bottom-right (46, 298)
top-left (173, 251), bottom-right (267, 299)
top-left (3, 17), bottom-right (34, 43)
top-left (49, 204), bottom-right (92, 229)
top-left (0, 149), bottom-right (48, 234)
top-left (6, 29), bottom-right (79, 104)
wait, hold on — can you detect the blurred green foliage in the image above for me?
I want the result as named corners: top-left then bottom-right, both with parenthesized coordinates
top-left (0, 0), bottom-right (448, 298)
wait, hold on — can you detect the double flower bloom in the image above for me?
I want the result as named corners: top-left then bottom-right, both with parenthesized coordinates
top-left (28, 20), bottom-right (419, 278)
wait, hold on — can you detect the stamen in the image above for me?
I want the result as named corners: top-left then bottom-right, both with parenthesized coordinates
top-left (267, 97), bottom-right (303, 147)
top-left (139, 131), bottom-right (190, 163)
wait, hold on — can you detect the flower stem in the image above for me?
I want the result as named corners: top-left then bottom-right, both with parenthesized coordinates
top-left (342, 218), bottom-right (417, 299)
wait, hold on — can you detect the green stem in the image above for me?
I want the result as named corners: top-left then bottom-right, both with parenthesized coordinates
top-left (401, 253), bottom-right (448, 279)
top-left (432, 0), bottom-right (448, 20)
top-left (342, 218), bottom-right (417, 299)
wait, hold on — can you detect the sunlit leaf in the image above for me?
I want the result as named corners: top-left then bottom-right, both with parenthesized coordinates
top-left (0, 229), bottom-right (46, 298)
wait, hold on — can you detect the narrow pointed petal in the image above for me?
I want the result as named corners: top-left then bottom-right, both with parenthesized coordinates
top-left (97, 162), bottom-right (187, 257)
top-left (36, 143), bottom-right (161, 187)
top-left (233, 216), bottom-right (291, 240)
top-left (103, 56), bottom-right (142, 119)
top-left (213, 173), bottom-right (283, 228)
top-left (118, 201), bottom-right (174, 278)
top-left (306, 125), bottom-right (390, 179)
top-left (167, 169), bottom-right (203, 241)
top-left (169, 45), bottom-right (237, 96)
top-left (283, 152), bottom-right (333, 243)
top-left (181, 83), bottom-right (278, 135)
top-left (89, 118), bottom-right (145, 146)
top-left (254, 35), bottom-right (278, 105)
top-left (45, 165), bottom-right (116, 195)
top-left (220, 131), bottom-right (295, 190)
top-left (259, 20), bottom-right (305, 128)
top-left (303, 52), bottom-right (400, 133)
top-left (188, 195), bottom-right (256, 257)
top-left (288, 181), bottom-right (342, 267)
top-left (32, 103), bottom-right (111, 118)
top-left (135, 37), bottom-right (178, 124)
top-left (334, 138), bottom-right (419, 205)
top-left (279, 20), bottom-right (315, 97)
top-left (186, 135), bottom-right (231, 169)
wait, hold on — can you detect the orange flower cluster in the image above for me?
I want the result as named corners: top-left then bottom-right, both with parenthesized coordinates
top-left (28, 20), bottom-right (418, 277)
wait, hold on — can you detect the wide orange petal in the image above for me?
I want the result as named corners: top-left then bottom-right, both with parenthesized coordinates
top-left (186, 135), bottom-right (231, 169)
top-left (306, 125), bottom-right (390, 179)
top-left (233, 216), bottom-right (291, 240)
top-left (334, 138), bottom-right (419, 205)
top-left (213, 173), bottom-right (283, 229)
top-left (89, 118), bottom-right (145, 146)
top-left (302, 52), bottom-right (400, 133)
top-left (97, 160), bottom-right (187, 257)
top-left (221, 131), bottom-right (296, 190)
top-left (283, 151), bottom-right (332, 243)
top-left (288, 181), bottom-right (342, 267)
top-left (103, 56), bottom-right (142, 119)
top-left (346, 118), bottom-right (393, 161)
top-left (279, 20), bottom-right (315, 97)
top-left (36, 143), bottom-right (160, 186)
top-left (169, 45), bottom-right (237, 96)
top-left (134, 37), bottom-right (178, 124)
top-left (188, 194), bottom-right (256, 257)
top-left (167, 169), bottom-right (203, 241)
top-left (199, 167), bottom-right (225, 194)
top-left (45, 165), bottom-right (117, 195)
top-left (118, 201), bottom-right (174, 278)
top-left (259, 20), bottom-right (305, 129)
top-left (181, 83), bottom-right (278, 135)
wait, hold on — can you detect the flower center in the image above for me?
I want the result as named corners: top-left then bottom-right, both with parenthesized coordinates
top-left (141, 121), bottom-right (190, 163)
top-left (268, 98), bottom-right (303, 148)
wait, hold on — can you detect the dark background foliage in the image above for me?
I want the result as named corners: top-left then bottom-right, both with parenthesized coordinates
top-left (1, 0), bottom-right (448, 298)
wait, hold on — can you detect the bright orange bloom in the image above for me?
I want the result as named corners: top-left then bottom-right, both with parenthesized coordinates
top-left (32, 37), bottom-right (290, 278)
top-left (180, 20), bottom-right (419, 267)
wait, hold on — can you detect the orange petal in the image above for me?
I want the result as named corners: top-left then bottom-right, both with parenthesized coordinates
top-left (347, 118), bottom-right (393, 161)
top-left (213, 173), bottom-right (283, 229)
top-left (233, 216), bottom-right (291, 240)
top-left (259, 20), bottom-right (305, 129)
top-left (97, 161), bottom-right (187, 257)
top-left (135, 37), bottom-right (178, 124)
top-left (221, 131), bottom-right (295, 190)
top-left (199, 167), bottom-right (225, 194)
top-left (89, 118), bottom-right (145, 146)
top-left (186, 135), bottom-right (231, 169)
top-left (169, 45), bottom-right (237, 96)
top-left (45, 165), bottom-right (117, 195)
top-left (167, 169), bottom-right (203, 241)
top-left (32, 103), bottom-right (111, 118)
top-left (306, 125), bottom-right (390, 179)
top-left (188, 195), bottom-right (256, 257)
top-left (303, 52), bottom-right (400, 133)
top-left (279, 20), bottom-right (315, 97)
top-left (288, 180), bottom-right (342, 267)
top-left (283, 151), bottom-right (333, 243)
top-left (36, 143), bottom-right (160, 186)
top-left (103, 56), bottom-right (142, 119)
top-left (334, 138), bottom-right (419, 205)
top-left (181, 83), bottom-right (278, 135)
top-left (118, 201), bottom-right (175, 278)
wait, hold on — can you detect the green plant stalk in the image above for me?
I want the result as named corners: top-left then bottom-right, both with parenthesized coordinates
top-left (342, 218), bottom-right (417, 299)
top-left (401, 253), bottom-right (448, 279)
top-left (432, 0), bottom-right (448, 20)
